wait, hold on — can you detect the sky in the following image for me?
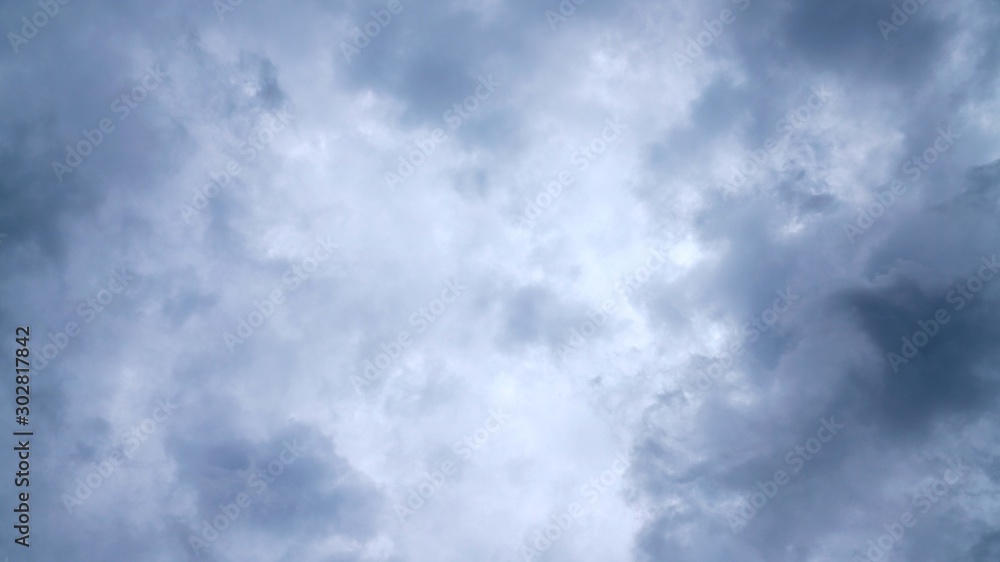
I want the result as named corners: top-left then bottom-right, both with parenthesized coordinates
top-left (1, 0), bottom-right (999, 560)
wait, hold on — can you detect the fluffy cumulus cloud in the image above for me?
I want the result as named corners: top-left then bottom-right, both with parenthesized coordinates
top-left (1, 0), bottom-right (999, 560)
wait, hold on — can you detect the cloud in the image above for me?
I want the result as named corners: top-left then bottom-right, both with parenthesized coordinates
top-left (2, 0), bottom-right (1000, 560)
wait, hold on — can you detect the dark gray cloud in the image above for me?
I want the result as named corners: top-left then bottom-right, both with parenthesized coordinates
top-left (2, 0), bottom-right (999, 560)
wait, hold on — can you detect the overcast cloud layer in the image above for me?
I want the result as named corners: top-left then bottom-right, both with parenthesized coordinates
top-left (2, 0), bottom-right (1000, 560)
